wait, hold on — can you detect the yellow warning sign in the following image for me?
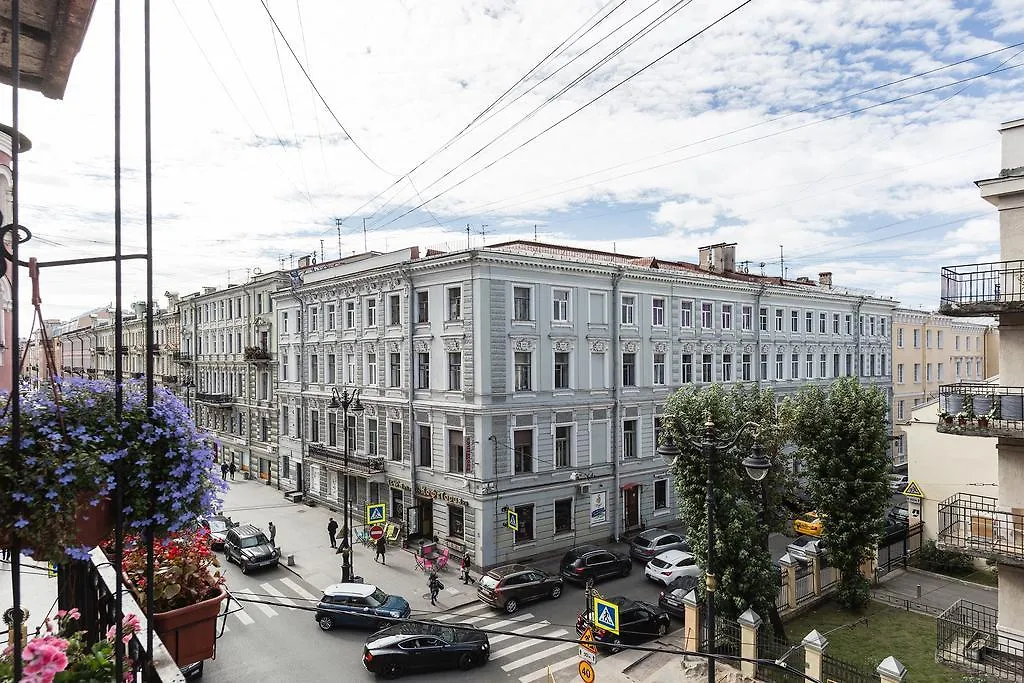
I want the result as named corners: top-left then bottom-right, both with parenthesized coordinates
top-left (579, 627), bottom-right (598, 654)
top-left (901, 480), bottom-right (925, 498)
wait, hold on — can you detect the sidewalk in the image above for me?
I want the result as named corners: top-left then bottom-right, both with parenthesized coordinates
top-left (873, 567), bottom-right (997, 613)
top-left (0, 557), bottom-right (59, 641)
top-left (218, 478), bottom-right (476, 615)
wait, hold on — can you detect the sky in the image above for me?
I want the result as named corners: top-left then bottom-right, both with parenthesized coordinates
top-left (3, 0), bottom-right (1024, 327)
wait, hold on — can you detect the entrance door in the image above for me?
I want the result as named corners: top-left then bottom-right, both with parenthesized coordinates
top-left (623, 487), bottom-right (640, 529)
top-left (418, 499), bottom-right (434, 539)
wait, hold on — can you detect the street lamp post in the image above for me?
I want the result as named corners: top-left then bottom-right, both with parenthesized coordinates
top-left (329, 386), bottom-right (364, 582)
top-left (657, 413), bottom-right (771, 683)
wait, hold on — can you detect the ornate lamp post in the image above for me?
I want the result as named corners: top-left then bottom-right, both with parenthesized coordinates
top-left (329, 386), bottom-right (364, 582)
top-left (656, 414), bottom-right (771, 683)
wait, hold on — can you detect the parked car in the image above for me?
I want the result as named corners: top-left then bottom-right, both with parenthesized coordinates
top-left (658, 575), bottom-right (701, 619)
top-left (363, 620), bottom-right (489, 678)
top-left (643, 549), bottom-right (701, 586)
top-left (199, 514), bottom-right (236, 551)
top-left (316, 583), bottom-right (411, 632)
top-left (628, 528), bottom-right (689, 563)
top-left (887, 506), bottom-right (910, 526)
top-left (477, 564), bottom-right (563, 614)
top-left (889, 474), bottom-right (909, 494)
top-left (792, 511), bottom-right (823, 537)
top-left (575, 596), bottom-right (671, 653)
top-left (559, 545), bottom-right (632, 585)
top-left (223, 523), bottom-right (278, 574)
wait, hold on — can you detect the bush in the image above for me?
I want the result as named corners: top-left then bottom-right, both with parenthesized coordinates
top-left (914, 540), bottom-right (974, 574)
top-left (836, 573), bottom-right (871, 610)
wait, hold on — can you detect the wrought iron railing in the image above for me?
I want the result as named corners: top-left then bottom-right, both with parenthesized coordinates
top-left (937, 384), bottom-right (1024, 437)
top-left (195, 392), bottom-right (233, 405)
top-left (794, 563), bottom-right (815, 604)
top-left (940, 260), bottom-right (1024, 315)
top-left (172, 351), bottom-right (192, 362)
top-left (243, 346), bottom-right (272, 362)
top-left (757, 631), bottom-right (805, 683)
top-left (161, 375), bottom-right (178, 384)
top-left (306, 443), bottom-right (386, 474)
top-left (937, 493), bottom-right (1024, 565)
top-left (821, 652), bottom-right (878, 683)
top-left (937, 600), bottom-right (1024, 681)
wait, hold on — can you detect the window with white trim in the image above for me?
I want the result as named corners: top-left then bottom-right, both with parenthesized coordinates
top-left (701, 302), bottom-right (713, 329)
top-left (513, 429), bottom-right (533, 474)
top-left (653, 353), bottom-right (666, 386)
top-left (652, 297), bottom-right (665, 327)
top-left (513, 286), bottom-right (532, 322)
top-left (722, 353), bottom-right (733, 382)
top-left (680, 301), bottom-right (693, 328)
top-left (366, 299), bottom-right (377, 328)
top-left (741, 305), bottom-right (753, 331)
top-left (552, 289), bottom-right (570, 323)
top-left (515, 351), bottom-right (533, 391)
top-left (447, 287), bottom-right (462, 321)
top-left (621, 295), bottom-right (636, 325)
top-left (554, 351), bottom-right (571, 390)
top-left (622, 419), bottom-right (638, 459)
top-left (654, 479), bottom-right (669, 511)
top-left (554, 424), bottom-right (572, 469)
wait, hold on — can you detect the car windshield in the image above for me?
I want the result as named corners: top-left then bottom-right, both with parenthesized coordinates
top-left (649, 557), bottom-right (670, 569)
top-left (239, 533), bottom-right (269, 548)
top-left (633, 536), bottom-right (654, 548)
top-left (208, 519), bottom-right (229, 533)
top-left (798, 513), bottom-right (817, 523)
top-left (479, 575), bottom-right (499, 590)
top-left (366, 588), bottom-right (389, 607)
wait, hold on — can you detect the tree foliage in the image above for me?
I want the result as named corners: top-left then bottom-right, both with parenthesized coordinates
top-left (663, 383), bottom-right (796, 629)
top-left (786, 376), bottom-right (891, 609)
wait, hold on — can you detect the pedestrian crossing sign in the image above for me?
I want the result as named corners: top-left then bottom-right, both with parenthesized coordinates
top-left (593, 596), bottom-right (619, 634)
top-left (366, 503), bottom-right (387, 524)
top-left (506, 509), bottom-right (519, 531)
top-left (901, 481), bottom-right (925, 498)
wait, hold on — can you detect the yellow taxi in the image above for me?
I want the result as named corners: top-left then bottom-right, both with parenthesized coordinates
top-left (793, 511), bottom-right (824, 537)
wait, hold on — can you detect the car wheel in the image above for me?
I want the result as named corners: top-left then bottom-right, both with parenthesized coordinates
top-left (658, 621), bottom-right (669, 636)
top-left (240, 561), bottom-right (250, 575)
top-left (607, 638), bottom-right (623, 654)
top-left (550, 585), bottom-right (562, 600)
top-left (458, 652), bottom-right (477, 671)
top-left (504, 599), bottom-right (519, 614)
top-left (381, 662), bottom-right (404, 679)
top-left (620, 563), bottom-right (631, 578)
top-left (317, 616), bottom-right (335, 632)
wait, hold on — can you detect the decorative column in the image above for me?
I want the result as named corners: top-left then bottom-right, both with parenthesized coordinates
top-left (779, 553), bottom-right (798, 611)
top-left (682, 589), bottom-right (702, 653)
top-left (737, 608), bottom-right (761, 679)
top-left (806, 541), bottom-right (822, 596)
top-left (876, 656), bottom-right (907, 683)
top-left (802, 629), bottom-right (827, 682)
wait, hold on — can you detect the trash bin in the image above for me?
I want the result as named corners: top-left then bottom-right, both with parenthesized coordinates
top-left (286, 553), bottom-right (295, 567)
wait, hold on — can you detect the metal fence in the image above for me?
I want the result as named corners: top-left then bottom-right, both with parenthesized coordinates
top-left (937, 384), bottom-right (1024, 437)
top-left (756, 631), bottom-right (806, 683)
top-left (775, 579), bottom-right (790, 611)
top-left (821, 652), bottom-right (878, 683)
top-left (937, 599), bottom-right (1024, 682)
top-left (877, 521), bottom-right (924, 576)
top-left (819, 564), bottom-right (838, 591)
top-left (794, 563), bottom-right (815, 604)
top-left (700, 615), bottom-right (742, 659)
top-left (937, 492), bottom-right (1024, 563)
top-left (940, 260), bottom-right (1024, 313)
top-left (872, 590), bottom-right (945, 617)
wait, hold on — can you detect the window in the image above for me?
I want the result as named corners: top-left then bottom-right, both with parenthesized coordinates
top-left (554, 498), bottom-right (573, 534)
top-left (389, 352), bottom-right (401, 388)
top-left (513, 286), bottom-right (532, 322)
top-left (926, 363), bottom-right (932, 382)
top-left (870, 316), bottom-right (876, 336)
top-left (897, 328), bottom-right (904, 348)
top-left (591, 352), bottom-right (607, 389)
top-left (721, 304), bottom-right (733, 330)
top-left (310, 354), bottom-right (320, 383)
top-left (621, 295), bottom-right (636, 325)
top-left (366, 419), bottom-right (378, 456)
top-left (513, 429), bottom-right (533, 474)
top-left (775, 353), bottom-right (784, 380)
top-left (515, 352), bottom-right (533, 391)
top-left (327, 304), bottom-right (336, 330)
top-left (913, 363), bottom-right (921, 383)
top-left (955, 335), bottom-right (961, 351)
top-left (654, 479), bottom-right (668, 511)
top-left (774, 309), bottom-right (784, 332)
top-left (367, 353), bottom-right (378, 385)
top-left (389, 422), bottom-right (402, 461)
top-left (416, 291), bottom-right (429, 323)
top-left (346, 415), bottom-right (356, 452)
top-left (681, 353), bottom-right (693, 384)
top-left (346, 354), bottom-right (356, 384)
top-left (881, 353), bottom-right (888, 376)
top-left (759, 306), bottom-right (768, 332)
top-left (553, 289), bottom-right (570, 322)
top-left (418, 425), bottom-right (432, 467)
top-left (388, 294), bottom-right (401, 326)
top-left (448, 505), bottom-right (465, 539)
top-left (721, 353), bottom-right (733, 382)
top-left (966, 336), bottom-right (971, 351)
top-left (956, 358), bottom-right (962, 377)
top-left (448, 429), bottom-right (465, 473)
top-left (741, 305), bottom-right (753, 331)
top-left (845, 314), bottom-right (852, 335)
top-left (589, 292), bottom-right (607, 324)
top-left (554, 352), bottom-right (570, 390)
top-left (282, 311), bottom-right (289, 333)
top-left (513, 504), bottom-right (534, 543)
top-left (701, 302), bottom-right (713, 329)
top-left (937, 331), bottom-right (944, 349)
top-left (701, 353), bottom-right (713, 382)
top-left (912, 329), bottom-right (920, 348)
top-left (881, 318), bottom-right (888, 337)
top-left (555, 425), bottom-right (572, 469)
top-left (653, 416), bottom-right (663, 452)
top-left (926, 330), bottom-right (932, 349)
top-left (846, 353), bottom-right (853, 376)
top-left (417, 352), bottom-right (430, 389)
top-left (820, 353), bottom-right (827, 378)
top-left (833, 353), bottom-right (841, 377)
top-left (310, 410), bottom-right (320, 443)
top-left (791, 353), bottom-right (800, 379)
top-left (622, 419), bottom-right (637, 459)
top-left (652, 298), bottom-right (665, 327)
top-left (448, 352), bottom-right (462, 391)
top-left (742, 353), bottom-right (752, 381)
top-left (805, 311), bottom-right (813, 333)
top-left (447, 287), bottom-right (462, 321)
top-left (937, 362), bottom-right (944, 381)
top-left (859, 315), bottom-right (865, 335)
top-left (818, 313), bottom-right (826, 334)
top-left (366, 299), bottom-right (377, 328)
top-left (327, 354), bottom-right (337, 384)
top-left (806, 353), bottom-right (814, 378)
top-left (832, 313), bottom-right (840, 334)
top-left (680, 301), bottom-right (693, 328)
top-left (622, 353), bottom-right (636, 387)
top-left (897, 400), bottom-right (905, 420)
top-left (345, 301), bottom-right (356, 329)
top-left (652, 353), bottom-right (666, 386)
top-left (791, 310), bottom-right (799, 333)
top-left (966, 361), bottom-right (973, 378)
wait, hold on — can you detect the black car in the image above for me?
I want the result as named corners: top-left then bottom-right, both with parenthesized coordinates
top-left (477, 564), bottom-right (563, 614)
top-left (559, 545), bottom-right (632, 584)
top-left (575, 596), bottom-right (671, 653)
top-left (658, 575), bottom-right (700, 619)
top-left (223, 524), bottom-right (278, 574)
top-left (363, 620), bottom-right (490, 678)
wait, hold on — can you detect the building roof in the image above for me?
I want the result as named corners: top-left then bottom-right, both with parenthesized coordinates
top-left (0, 0), bottom-right (96, 100)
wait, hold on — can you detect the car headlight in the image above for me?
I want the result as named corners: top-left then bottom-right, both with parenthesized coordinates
top-left (388, 611), bottom-right (401, 619)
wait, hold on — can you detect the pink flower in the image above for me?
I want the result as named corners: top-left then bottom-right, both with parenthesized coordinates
top-left (106, 613), bottom-right (141, 645)
top-left (20, 636), bottom-right (70, 683)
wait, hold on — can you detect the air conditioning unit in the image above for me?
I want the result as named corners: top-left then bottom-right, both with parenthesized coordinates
top-left (576, 484), bottom-right (590, 494)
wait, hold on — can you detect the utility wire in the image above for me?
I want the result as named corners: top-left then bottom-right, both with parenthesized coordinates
top-left (295, 0), bottom-right (332, 183)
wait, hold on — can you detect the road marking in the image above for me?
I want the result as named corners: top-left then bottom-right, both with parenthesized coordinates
top-left (491, 629), bottom-right (568, 659)
top-left (501, 642), bottom-right (577, 671)
top-left (261, 582), bottom-right (297, 607)
top-left (489, 620), bottom-right (549, 645)
top-left (232, 609), bottom-right (255, 626)
top-left (519, 655), bottom-right (580, 683)
top-left (235, 588), bottom-right (278, 618)
top-left (280, 577), bottom-right (318, 602)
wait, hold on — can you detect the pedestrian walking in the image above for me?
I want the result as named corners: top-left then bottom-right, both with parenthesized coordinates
top-left (375, 536), bottom-right (387, 564)
top-left (268, 521), bottom-right (277, 546)
top-left (228, 461), bottom-right (236, 480)
top-left (327, 518), bottom-right (339, 548)
top-left (460, 554), bottom-right (475, 585)
top-left (221, 462), bottom-right (229, 479)
top-left (428, 572), bottom-right (443, 606)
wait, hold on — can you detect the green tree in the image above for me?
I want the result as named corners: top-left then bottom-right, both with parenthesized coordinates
top-left (786, 376), bottom-right (891, 609)
top-left (662, 383), bottom-right (796, 635)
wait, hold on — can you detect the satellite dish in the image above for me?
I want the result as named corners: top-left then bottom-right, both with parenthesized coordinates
top-left (253, 267), bottom-right (262, 276)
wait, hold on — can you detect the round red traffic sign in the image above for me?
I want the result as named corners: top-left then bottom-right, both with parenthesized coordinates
top-left (369, 525), bottom-right (385, 540)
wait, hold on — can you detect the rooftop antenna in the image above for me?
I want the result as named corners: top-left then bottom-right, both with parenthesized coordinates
top-left (480, 224), bottom-right (488, 246)
top-left (279, 256), bottom-right (285, 270)
top-left (534, 224), bottom-right (538, 241)
top-left (466, 224), bottom-right (471, 250)
top-left (362, 217), bottom-right (368, 253)
top-left (335, 218), bottom-right (343, 259)
top-left (779, 245), bottom-right (785, 280)
top-left (320, 239), bottom-right (325, 263)
top-left (613, 242), bottom-right (617, 254)
top-left (759, 261), bottom-right (766, 276)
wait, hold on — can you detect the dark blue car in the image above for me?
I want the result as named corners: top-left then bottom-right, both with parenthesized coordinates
top-left (315, 583), bottom-right (411, 632)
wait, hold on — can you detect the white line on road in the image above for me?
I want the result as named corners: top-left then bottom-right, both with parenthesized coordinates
top-left (261, 582), bottom-right (297, 607)
top-left (232, 608), bottom-right (255, 626)
top-left (491, 629), bottom-right (568, 659)
top-left (280, 577), bottom-right (318, 602)
top-left (519, 654), bottom-right (580, 683)
top-left (489, 620), bottom-right (549, 645)
top-left (235, 588), bottom-right (278, 618)
top-left (501, 641), bottom-right (577, 672)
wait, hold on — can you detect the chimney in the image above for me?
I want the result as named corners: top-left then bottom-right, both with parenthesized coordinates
top-left (818, 272), bottom-right (833, 287)
top-left (298, 255), bottom-right (311, 268)
top-left (698, 245), bottom-right (713, 271)
top-left (165, 291), bottom-right (180, 309)
top-left (131, 301), bottom-right (146, 318)
top-left (202, 286), bottom-right (216, 295)
top-left (698, 243), bottom-right (737, 273)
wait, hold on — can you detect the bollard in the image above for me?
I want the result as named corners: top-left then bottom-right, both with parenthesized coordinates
top-left (916, 584), bottom-right (921, 599)
top-left (286, 553), bottom-right (295, 566)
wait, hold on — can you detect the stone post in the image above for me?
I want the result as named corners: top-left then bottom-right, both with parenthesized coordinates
top-left (779, 552), bottom-right (798, 611)
top-left (682, 589), bottom-right (701, 654)
top-left (802, 629), bottom-right (827, 682)
top-left (877, 656), bottom-right (907, 683)
top-left (806, 541), bottom-right (822, 596)
top-left (738, 608), bottom-right (762, 679)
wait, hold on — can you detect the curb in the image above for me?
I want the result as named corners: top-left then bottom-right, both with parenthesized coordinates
top-left (903, 566), bottom-right (998, 593)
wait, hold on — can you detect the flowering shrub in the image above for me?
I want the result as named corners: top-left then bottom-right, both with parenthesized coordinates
top-left (0, 378), bottom-right (225, 564)
top-left (121, 529), bottom-right (224, 613)
top-left (0, 608), bottom-right (140, 683)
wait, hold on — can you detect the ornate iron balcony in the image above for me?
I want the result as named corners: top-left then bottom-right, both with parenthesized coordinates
top-left (243, 346), bottom-right (272, 362)
top-left (195, 392), bottom-right (233, 406)
top-left (937, 493), bottom-right (1024, 567)
top-left (939, 260), bottom-right (1024, 316)
top-left (172, 351), bottom-right (192, 362)
top-left (307, 443), bottom-right (385, 475)
top-left (161, 375), bottom-right (179, 384)
top-left (937, 600), bottom-right (1024, 681)
top-left (937, 384), bottom-right (1024, 438)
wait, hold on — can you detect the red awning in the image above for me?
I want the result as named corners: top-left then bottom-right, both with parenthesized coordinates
top-left (621, 483), bottom-right (641, 491)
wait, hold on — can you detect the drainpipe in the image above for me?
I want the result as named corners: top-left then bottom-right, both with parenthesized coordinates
top-left (399, 262), bottom-right (417, 534)
top-left (611, 266), bottom-right (624, 543)
top-left (754, 283), bottom-right (767, 387)
top-left (855, 297), bottom-right (866, 380)
top-left (288, 287), bottom-right (308, 494)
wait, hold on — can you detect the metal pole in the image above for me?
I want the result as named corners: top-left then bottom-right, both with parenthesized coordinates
top-left (704, 424), bottom-right (716, 683)
top-left (342, 396), bottom-right (352, 582)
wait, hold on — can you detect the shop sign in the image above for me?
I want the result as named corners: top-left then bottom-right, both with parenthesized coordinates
top-left (590, 492), bottom-right (607, 525)
top-left (416, 485), bottom-right (468, 507)
top-left (388, 479), bottom-right (412, 491)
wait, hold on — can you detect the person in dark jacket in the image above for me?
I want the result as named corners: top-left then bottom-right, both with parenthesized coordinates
top-left (428, 573), bottom-right (443, 606)
top-left (327, 518), bottom-right (339, 548)
top-left (375, 536), bottom-right (387, 564)
top-left (460, 554), bottom-right (475, 585)
top-left (228, 461), bottom-right (236, 480)
top-left (221, 462), bottom-right (229, 479)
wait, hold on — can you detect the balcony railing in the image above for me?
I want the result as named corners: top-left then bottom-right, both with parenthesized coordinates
top-left (243, 346), bottom-right (272, 362)
top-left (939, 260), bottom-right (1024, 316)
top-left (93, 346), bottom-right (107, 354)
top-left (937, 384), bottom-right (1024, 438)
top-left (937, 493), bottom-right (1024, 567)
top-left (161, 375), bottom-right (179, 384)
top-left (938, 600), bottom-right (1024, 682)
top-left (172, 351), bottom-right (192, 362)
top-left (195, 392), bottom-right (233, 406)
top-left (307, 443), bottom-right (385, 475)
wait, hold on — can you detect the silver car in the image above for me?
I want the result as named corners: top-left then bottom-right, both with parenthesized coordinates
top-left (629, 528), bottom-right (689, 563)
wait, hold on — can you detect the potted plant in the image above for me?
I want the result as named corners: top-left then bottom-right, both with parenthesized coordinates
top-left (937, 410), bottom-right (954, 425)
top-left (0, 378), bottom-right (224, 565)
top-left (957, 412), bottom-right (969, 427)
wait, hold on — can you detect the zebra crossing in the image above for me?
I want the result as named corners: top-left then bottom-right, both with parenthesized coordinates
top-left (220, 576), bottom-right (320, 631)
top-left (432, 601), bottom-right (585, 682)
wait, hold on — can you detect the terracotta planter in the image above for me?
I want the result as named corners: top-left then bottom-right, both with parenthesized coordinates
top-left (73, 494), bottom-right (115, 548)
top-left (943, 415), bottom-right (954, 425)
top-left (978, 417), bottom-right (990, 428)
top-left (152, 584), bottom-right (227, 667)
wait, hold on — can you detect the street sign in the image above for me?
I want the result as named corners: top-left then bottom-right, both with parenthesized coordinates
top-left (506, 509), bottom-right (519, 531)
top-left (902, 481), bottom-right (925, 498)
top-left (366, 502), bottom-right (387, 524)
top-left (578, 660), bottom-right (596, 683)
top-left (579, 627), bottom-right (598, 654)
top-left (593, 596), bottom-right (619, 635)
top-left (578, 647), bottom-right (597, 664)
top-left (369, 525), bottom-right (385, 541)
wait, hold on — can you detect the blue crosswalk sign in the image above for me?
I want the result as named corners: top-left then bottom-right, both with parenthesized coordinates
top-left (593, 596), bottom-right (619, 634)
top-left (366, 503), bottom-right (387, 524)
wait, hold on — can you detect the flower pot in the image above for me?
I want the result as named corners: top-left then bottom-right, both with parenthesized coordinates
top-left (944, 393), bottom-right (964, 415)
top-left (152, 584), bottom-right (227, 667)
top-left (74, 494), bottom-right (114, 548)
top-left (943, 415), bottom-right (954, 425)
top-left (978, 417), bottom-right (990, 428)
top-left (973, 395), bottom-right (994, 418)
top-left (958, 417), bottom-right (968, 427)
